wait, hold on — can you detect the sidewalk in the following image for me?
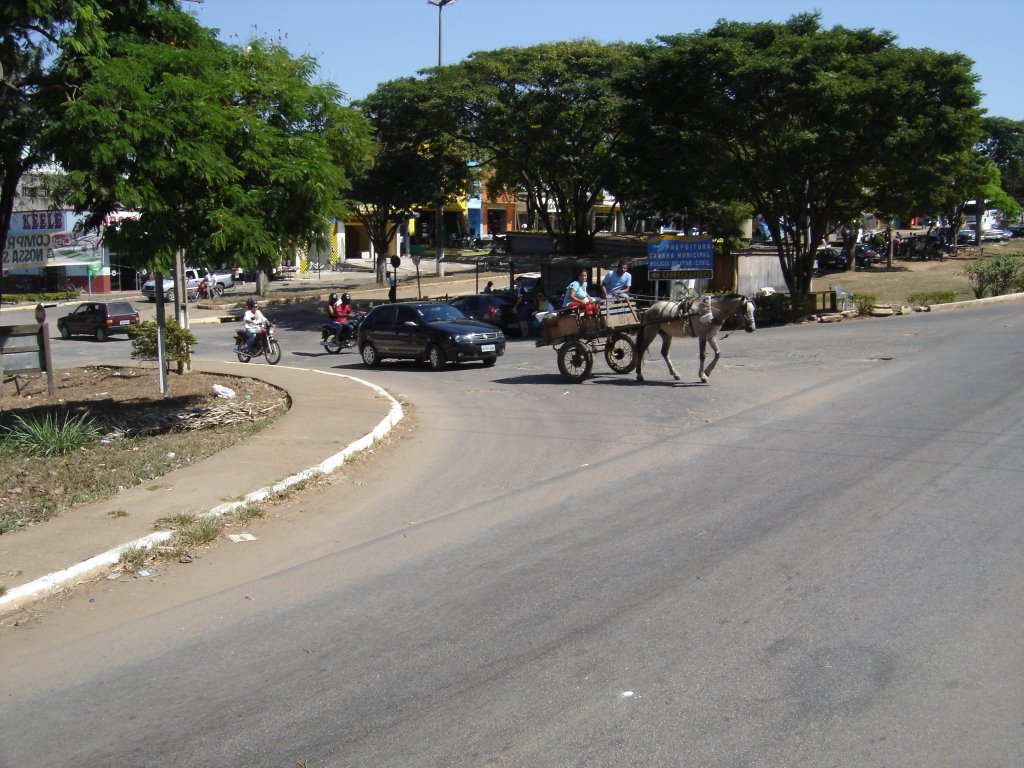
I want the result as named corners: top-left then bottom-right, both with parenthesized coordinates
top-left (0, 362), bottom-right (403, 614)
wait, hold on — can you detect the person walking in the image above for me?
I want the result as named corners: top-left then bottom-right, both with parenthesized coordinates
top-left (386, 271), bottom-right (397, 303)
top-left (513, 277), bottom-right (531, 337)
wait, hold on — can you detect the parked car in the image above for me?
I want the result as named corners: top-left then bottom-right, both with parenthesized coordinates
top-left (814, 247), bottom-right (848, 272)
top-left (854, 244), bottom-right (883, 269)
top-left (448, 293), bottom-right (518, 333)
top-left (981, 228), bottom-right (1011, 242)
top-left (357, 302), bottom-right (506, 370)
top-left (141, 267), bottom-right (234, 302)
top-left (57, 301), bottom-right (140, 341)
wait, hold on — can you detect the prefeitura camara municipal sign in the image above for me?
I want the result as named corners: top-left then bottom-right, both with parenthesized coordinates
top-left (646, 235), bottom-right (714, 279)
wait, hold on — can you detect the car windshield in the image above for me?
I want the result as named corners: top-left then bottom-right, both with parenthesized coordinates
top-left (107, 302), bottom-right (136, 314)
top-left (417, 304), bottom-right (467, 323)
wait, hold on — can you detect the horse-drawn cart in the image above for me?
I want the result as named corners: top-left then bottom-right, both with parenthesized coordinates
top-left (535, 298), bottom-right (644, 383)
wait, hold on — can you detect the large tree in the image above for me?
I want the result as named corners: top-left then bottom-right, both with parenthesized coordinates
top-left (0, 0), bottom-right (182, 304)
top-left (439, 40), bottom-right (636, 255)
top-left (351, 77), bottom-right (473, 282)
top-left (979, 116), bottom-right (1024, 208)
top-left (634, 13), bottom-right (982, 297)
top-left (52, 27), bottom-right (371, 294)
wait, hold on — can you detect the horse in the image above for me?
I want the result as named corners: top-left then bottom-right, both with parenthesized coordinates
top-left (635, 294), bottom-right (756, 383)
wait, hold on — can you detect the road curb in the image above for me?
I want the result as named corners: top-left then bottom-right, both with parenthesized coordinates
top-left (0, 369), bottom-right (403, 613)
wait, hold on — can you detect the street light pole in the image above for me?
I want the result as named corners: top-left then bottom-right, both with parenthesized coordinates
top-left (427, 0), bottom-right (456, 277)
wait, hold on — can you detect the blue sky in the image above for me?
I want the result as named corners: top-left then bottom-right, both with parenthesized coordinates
top-left (194, 0), bottom-right (1023, 120)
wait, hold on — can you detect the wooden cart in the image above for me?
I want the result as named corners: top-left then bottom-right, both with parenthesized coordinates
top-left (535, 298), bottom-right (644, 383)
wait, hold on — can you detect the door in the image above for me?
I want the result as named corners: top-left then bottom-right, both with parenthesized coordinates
top-left (393, 305), bottom-right (425, 356)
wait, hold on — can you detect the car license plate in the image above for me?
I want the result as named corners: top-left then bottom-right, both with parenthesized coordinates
top-left (119, 320), bottom-right (129, 325)
top-left (481, 344), bottom-right (495, 352)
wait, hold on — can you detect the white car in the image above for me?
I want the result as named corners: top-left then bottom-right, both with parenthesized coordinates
top-left (981, 228), bottom-right (1011, 242)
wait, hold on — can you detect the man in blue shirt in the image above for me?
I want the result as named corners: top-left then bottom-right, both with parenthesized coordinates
top-left (601, 261), bottom-right (632, 300)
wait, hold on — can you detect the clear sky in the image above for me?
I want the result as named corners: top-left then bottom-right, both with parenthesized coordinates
top-left (194, 0), bottom-right (1023, 121)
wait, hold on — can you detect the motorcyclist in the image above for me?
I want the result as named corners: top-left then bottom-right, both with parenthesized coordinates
top-left (242, 297), bottom-right (269, 353)
top-left (325, 292), bottom-right (354, 343)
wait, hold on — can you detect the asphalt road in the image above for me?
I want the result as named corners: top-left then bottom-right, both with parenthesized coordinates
top-left (2, 302), bottom-right (1023, 767)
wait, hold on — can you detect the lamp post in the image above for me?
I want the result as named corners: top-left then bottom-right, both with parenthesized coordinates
top-left (427, 0), bottom-right (456, 277)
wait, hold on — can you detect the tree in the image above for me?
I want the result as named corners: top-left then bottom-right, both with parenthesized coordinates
top-left (351, 77), bottom-right (473, 282)
top-left (439, 41), bottom-right (636, 254)
top-left (634, 14), bottom-right (982, 297)
top-left (52, 27), bottom-right (372, 295)
top-left (0, 0), bottom-right (182, 305)
top-left (979, 117), bottom-right (1024, 206)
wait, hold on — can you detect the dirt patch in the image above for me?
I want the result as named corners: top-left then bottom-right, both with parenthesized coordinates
top-left (0, 366), bottom-right (289, 533)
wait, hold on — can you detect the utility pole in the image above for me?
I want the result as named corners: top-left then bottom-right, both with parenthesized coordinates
top-left (427, 0), bottom-right (456, 277)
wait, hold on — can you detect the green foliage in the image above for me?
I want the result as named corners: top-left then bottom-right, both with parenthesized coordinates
top-left (438, 40), bottom-right (638, 254)
top-left (630, 13), bottom-right (982, 298)
top-left (127, 319), bottom-right (196, 368)
top-left (905, 290), bottom-right (958, 305)
top-left (957, 255), bottom-right (1024, 298)
top-left (850, 293), bottom-right (878, 314)
top-left (0, 412), bottom-right (103, 457)
top-left (2, 292), bottom-right (80, 305)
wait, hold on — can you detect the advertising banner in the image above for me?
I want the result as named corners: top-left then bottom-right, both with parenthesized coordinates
top-left (3, 210), bottom-right (102, 269)
top-left (646, 235), bottom-right (714, 279)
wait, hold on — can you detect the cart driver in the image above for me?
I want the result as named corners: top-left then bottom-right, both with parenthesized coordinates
top-left (601, 261), bottom-right (632, 300)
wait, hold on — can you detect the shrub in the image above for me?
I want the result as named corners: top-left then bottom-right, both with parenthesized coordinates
top-left (957, 255), bottom-right (1024, 298)
top-left (127, 319), bottom-right (196, 369)
top-left (0, 411), bottom-right (102, 456)
top-left (849, 292), bottom-right (877, 314)
top-left (905, 290), bottom-right (958, 306)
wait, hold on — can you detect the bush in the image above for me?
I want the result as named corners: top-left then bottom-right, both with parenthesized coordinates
top-left (957, 254), bottom-right (1024, 298)
top-left (127, 319), bottom-right (196, 369)
top-left (905, 290), bottom-right (958, 306)
top-left (849, 292), bottom-right (877, 314)
top-left (1, 291), bottom-right (80, 305)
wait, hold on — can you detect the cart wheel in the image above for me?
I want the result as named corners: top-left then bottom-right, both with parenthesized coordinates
top-left (605, 332), bottom-right (637, 374)
top-left (557, 340), bottom-right (593, 383)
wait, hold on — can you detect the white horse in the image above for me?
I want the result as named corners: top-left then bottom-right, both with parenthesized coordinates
top-left (635, 294), bottom-right (756, 383)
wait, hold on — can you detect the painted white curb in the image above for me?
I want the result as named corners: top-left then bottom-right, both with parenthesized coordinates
top-left (0, 370), bottom-right (403, 612)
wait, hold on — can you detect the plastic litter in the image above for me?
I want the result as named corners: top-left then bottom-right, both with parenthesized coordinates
top-left (212, 384), bottom-right (236, 399)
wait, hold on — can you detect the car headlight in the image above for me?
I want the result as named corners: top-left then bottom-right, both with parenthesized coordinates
top-left (453, 334), bottom-right (473, 344)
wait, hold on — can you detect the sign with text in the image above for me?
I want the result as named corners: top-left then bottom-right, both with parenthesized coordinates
top-left (646, 235), bottom-right (714, 279)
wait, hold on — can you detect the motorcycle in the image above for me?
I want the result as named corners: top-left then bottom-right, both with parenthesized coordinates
top-left (319, 312), bottom-right (364, 354)
top-left (234, 322), bottom-right (282, 364)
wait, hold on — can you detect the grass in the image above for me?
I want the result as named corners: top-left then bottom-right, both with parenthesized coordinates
top-left (0, 421), bottom-right (271, 534)
top-left (0, 412), bottom-right (103, 457)
top-left (813, 240), bottom-right (1024, 306)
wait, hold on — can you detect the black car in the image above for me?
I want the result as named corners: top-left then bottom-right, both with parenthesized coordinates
top-left (57, 301), bottom-right (140, 341)
top-left (448, 293), bottom-right (518, 333)
top-left (357, 302), bottom-right (506, 370)
top-left (814, 247), bottom-right (848, 272)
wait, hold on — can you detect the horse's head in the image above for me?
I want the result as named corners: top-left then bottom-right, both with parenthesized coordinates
top-left (740, 296), bottom-right (756, 333)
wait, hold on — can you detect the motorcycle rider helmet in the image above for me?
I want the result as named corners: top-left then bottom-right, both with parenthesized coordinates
top-left (245, 298), bottom-right (257, 309)
top-left (329, 292), bottom-right (339, 304)
top-left (341, 293), bottom-right (351, 304)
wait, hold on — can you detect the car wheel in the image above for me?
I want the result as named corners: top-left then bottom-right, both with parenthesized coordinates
top-left (60, 324), bottom-right (71, 340)
top-left (166, 288), bottom-right (176, 302)
top-left (482, 357), bottom-right (497, 368)
top-left (426, 344), bottom-right (446, 371)
top-left (360, 342), bottom-right (381, 367)
top-left (94, 326), bottom-right (108, 342)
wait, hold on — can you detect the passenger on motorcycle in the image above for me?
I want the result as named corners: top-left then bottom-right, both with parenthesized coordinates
top-left (325, 292), bottom-right (355, 342)
top-left (242, 298), bottom-right (269, 353)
